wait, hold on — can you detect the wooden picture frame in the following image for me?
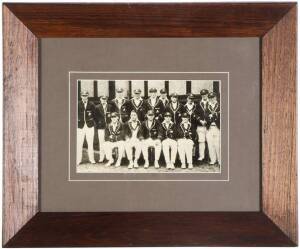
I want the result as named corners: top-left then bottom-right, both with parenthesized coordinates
top-left (3, 3), bottom-right (297, 247)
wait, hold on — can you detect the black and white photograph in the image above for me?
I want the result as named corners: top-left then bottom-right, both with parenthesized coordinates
top-left (77, 79), bottom-right (221, 173)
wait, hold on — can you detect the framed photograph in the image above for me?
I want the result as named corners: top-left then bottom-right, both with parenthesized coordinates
top-left (3, 3), bottom-right (297, 247)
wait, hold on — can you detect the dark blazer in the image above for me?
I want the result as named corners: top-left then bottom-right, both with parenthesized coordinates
top-left (94, 102), bottom-right (114, 129)
top-left (124, 120), bottom-right (142, 139)
top-left (165, 102), bottom-right (184, 125)
top-left (111, 98), bottom-right (130, 123)
top-left (138, 120), bottom-right (162, 140)
top-left (78, 100), bottom-right (95, 128)
top-left (182, 103), bottom-right (197, 128)
top-left (160, 121), bottom-right (178, 140)
top-left (195, 100), bottom-right (209, 127)
top-left (145, 97), bottom-right (165, 122)
top-left (104, 122), bottom-right (125, 142)
top-left (177, 122), bottom-right (197, 141)
top-left (206, 102), bottom-right (220, 129)
top-left (128, 98), bottom-right (147, 122)
top-left (159, 97), bottom-right (169, 109)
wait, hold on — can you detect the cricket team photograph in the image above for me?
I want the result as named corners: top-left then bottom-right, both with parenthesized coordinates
top-left (77, 80), bottom-right (221, 173)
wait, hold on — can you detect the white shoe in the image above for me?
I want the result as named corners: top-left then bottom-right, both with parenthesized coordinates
top-left (134, 161), bottom-right (139, 168)
top-left (154, 161), bottom-right (160, 169)
top-left (181, 164), bottom-right (186, 169)
top-left (198, 157), bottom-right (204, 161)
top-left (144, 161), bottom-right (149, 168)
top-left (115, 160), bottom-right (121, 167)
top-left (90, 160), bottom-right (96, 164)
top-left (209, 161), bottom-right (216, 165)
top-left (188, 163), bottom-right (193, 169)
top-left (128, 161), bottom-right (133, 169)
top-left (166, 162), bottom-right (171, 169)
top-left (105, 160), bottom-right (113, 167)
top-left (99, 156), bottom-right (105, 163)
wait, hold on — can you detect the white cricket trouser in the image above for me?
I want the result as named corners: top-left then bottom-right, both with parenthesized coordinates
top-left (206, 126), bottom-right (220, 163)
top-left (162, 138), bottom-right (178, 164)
top-left (103, 141), bottom-right (125, 162)
top-left (77, 125), bottom-right (95, 164)
top-left (125, 138), bottom-right (142, 161)
top-left (97, 129), bottom-right (105, 160)
top-left (196, 126), bottom-right (207, 159)
top-left (142, 138), bottom-right (161, 162)
top-left (178, 138), bottom-right (194, 164)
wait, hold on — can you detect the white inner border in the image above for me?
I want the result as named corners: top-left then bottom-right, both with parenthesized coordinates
top-left (68, 72), bottom-right (229, 182)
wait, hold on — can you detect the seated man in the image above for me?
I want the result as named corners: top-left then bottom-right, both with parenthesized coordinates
top-left (124, 111), bottom-right (143, 169)
top-left (138, 110), bottom-right (162, 168)
top-left (161, 112), bottom-right (178, 170)
top-left (104, 112), bottom-right (125, 167)
top-left (177, 113), bottom-right (196, 169)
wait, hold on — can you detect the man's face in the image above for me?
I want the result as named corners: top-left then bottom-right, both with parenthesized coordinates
top-left (100, 98), bottom-right (107, 104)
top-left (131, 112), bottom-right (138, 121)
top-left (209, 97), bottom-right (217, 104)
top-left (202, 94), bottom-right (208, 101)
top-left (187, 98), bottom-right (192, 104)
top-left (116, 92), bottom-right (123, 98)
top-left (165, 116), bottom-right (171, 123)
top-left (150, 92), bottom-right (156, 98)
top-left (134, 93), bottom-right (140, 100)
top-left (161, 93), bottom-right (167, 99)
top-left (182, 117), bottom-right (188, 123)
top-left (147, 114), bottom-right (154, 121)
top-left (81, 95), bottom-right (88, 102)
top-left (111, 116), bottom-right (118, 123)
top-left (171, 96), bottom-right (177, 103)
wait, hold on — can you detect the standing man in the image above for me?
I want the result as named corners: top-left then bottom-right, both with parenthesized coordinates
top-left (124, 111), bottom-right (143, 169)
top-left (128, 89), bottom-right (147, 122)
top-left (161, 112), bottom-right (178, 170)
top-left (138, 110), bottom-right (162, 168)
top-left (166, 93), bottom-right (184, 125)
top-left (206, 92), bottom-right (220, 165)
top-left (145, 88), bottom-right (164, 122)
top-left (111, 88), bottom-right (130, 123)
top-left (77, 91), bottom-right (96, 165)
top-left (183, 94), bottom-right (197, 127)
top-left (94, 95), bottom-right (113, 163)
top-left (177, 113), bottom-right (196, 169)
top-left (104, 112), bottom-right (125, 167)
top-left (159, 88), bottom-right (169, 109)
top-left (195, 89), bottom-right (209, 162)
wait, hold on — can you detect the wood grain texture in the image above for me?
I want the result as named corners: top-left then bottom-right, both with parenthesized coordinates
top-left (5, 3), bottom-right (295, 37)
top-left (5, 212), bottom-right (296, 247)
top-left (262, 6), bottom-right (297, 244)
top-left (3, 6), bottom-right (39, 245)
top-left (2, 2), bottom-right (298, 247)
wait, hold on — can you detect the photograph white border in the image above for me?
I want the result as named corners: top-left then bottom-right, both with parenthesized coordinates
top-left (68, 72), bottom-right (229, 182)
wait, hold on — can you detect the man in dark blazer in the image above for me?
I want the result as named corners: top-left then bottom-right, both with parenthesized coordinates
top-left (177, 112), bottom-right (197, 169)
top-left (160, 112), bottom-right (178, 170)
top-left (124, 110), bottom-right (143, 169)
top-left (195, 89), bottom-right (209, 162)
top-left (111, 88), bottom-right (130, 123)
top-left (138, 110), bottom-right (162, 169)
top-left (104, 112), bottom-right (126, 167)
top-left (165, 92), bottom-right (184, 125)
top-left (94, 95), bottom-right (113, 162)
top-left (77, 91), bottom-right (96, 165)
top-left (206, 92), bottom-right (220, 165)
top-left (183, 94), bottom-right (197, 128)
top-left (128, 88), bottom-right (147, 122)
top-left (145, 88), bottom-right (165, 122)
top-left (159, 88), bottom-right (169, 109)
